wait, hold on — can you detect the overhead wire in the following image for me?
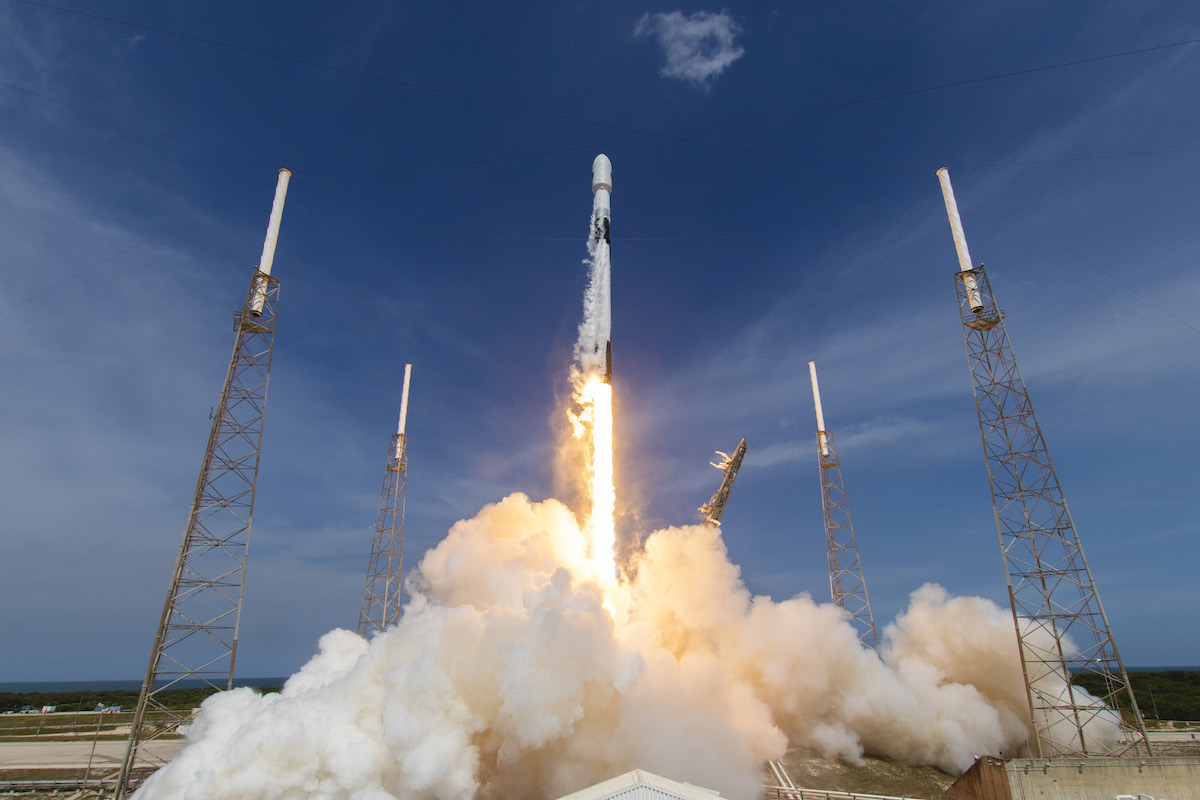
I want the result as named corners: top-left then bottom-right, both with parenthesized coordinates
top-left (14, 0), bottom-right (651, 137)
top-left (0, 141), bottom-right (263, 168)
top-left (6, 2), bottom-right (1194, 680)
top-left (0, 78), bottom-right (271, 167)
top-left (7, 0), bottom-right (1200, 337)
top-left (990, 198), bottom-right (1200, 338)
top-left (0, 185), bottom-right (255, 316)
top-left (676, 37), bottom-right (1200, 134)
top-left (0, 498), bottom-right (188, 609)
top-left (14, 0), bottom-right (1200, 174)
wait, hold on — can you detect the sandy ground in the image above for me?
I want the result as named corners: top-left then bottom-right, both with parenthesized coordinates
top-left (0, 740), bottom-right (184, 769)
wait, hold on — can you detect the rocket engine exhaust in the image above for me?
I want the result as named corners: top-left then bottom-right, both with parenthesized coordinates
top-left (125, 155), bottom-right (1114, 800)
top-left (568, 154), bottom-right (618, 586)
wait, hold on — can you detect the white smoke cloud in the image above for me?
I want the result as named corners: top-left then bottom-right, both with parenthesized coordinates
top-left (131, 493), bottom-right (1115, 800)
top-left (634, 10), bottom-right (745, 88)
top-left (574, 212), bottom-right (610, 378)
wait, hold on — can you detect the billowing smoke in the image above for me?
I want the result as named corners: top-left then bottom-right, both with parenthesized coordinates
top-left (131, 492), bottom-right (1112, 800)
top-left (129, 171), bottom-right (1117, 800)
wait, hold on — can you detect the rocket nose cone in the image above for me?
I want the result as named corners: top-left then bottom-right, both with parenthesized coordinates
top-left (592, 154), bottom-right (612, 194)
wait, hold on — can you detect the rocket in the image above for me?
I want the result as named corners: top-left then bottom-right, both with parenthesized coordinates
top-left (592, 154), bottom-right (612, 245)
top-left (591, 154), bottom-right (613, 384)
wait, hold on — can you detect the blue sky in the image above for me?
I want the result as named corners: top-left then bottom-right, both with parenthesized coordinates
top-left (1, 1), bottom-right (1197, 681)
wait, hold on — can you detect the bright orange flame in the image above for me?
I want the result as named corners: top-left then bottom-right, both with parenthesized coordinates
top-left (575, 374), bottom-right (616, 587)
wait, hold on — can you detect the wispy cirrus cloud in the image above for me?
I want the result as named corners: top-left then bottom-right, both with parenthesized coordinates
top-left (634, 9), bottom-right (744, 88)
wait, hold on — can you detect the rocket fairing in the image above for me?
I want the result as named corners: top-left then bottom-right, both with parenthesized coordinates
top-left (591, 154), bottom-right (614, 384)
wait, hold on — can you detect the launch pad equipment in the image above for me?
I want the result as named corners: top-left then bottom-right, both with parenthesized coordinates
top-left (700, 438), bottom-right (748, 526)
top-left (937, 168), bottom-right (1150, 758)
top-left (115, 170), bottom-right (291, 799)
top-left (358, 364), bottom-right (413, 637)
top-left (809, 361), bottom-right (879, 652)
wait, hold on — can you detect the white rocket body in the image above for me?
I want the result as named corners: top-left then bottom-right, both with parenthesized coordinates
top-left (592, 154), bottom-right (612, 245)
top-left (591, 154), bottom-right (613, 384)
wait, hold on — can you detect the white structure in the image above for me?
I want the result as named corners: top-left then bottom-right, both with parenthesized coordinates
top-left (250, 168), bottom-right (291, 315)
top-left (555, 769), bottom-right (721, 800)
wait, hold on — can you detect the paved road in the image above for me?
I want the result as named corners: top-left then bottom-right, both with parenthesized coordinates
top-left (1146, 729), bottom-right (1200, 743)
top-left (0, 740), bottom-right (184, 769)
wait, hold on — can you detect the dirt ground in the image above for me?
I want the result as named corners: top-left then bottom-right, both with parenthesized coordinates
top-left (768, 749), bottom-right (958, 798)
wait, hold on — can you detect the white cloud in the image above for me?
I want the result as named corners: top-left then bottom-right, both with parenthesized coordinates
top-left (634, 10), bottom-right (744, 88)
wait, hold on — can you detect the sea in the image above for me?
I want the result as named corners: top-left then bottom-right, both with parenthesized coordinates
top-left (0, 678), bottom-right (289, 693)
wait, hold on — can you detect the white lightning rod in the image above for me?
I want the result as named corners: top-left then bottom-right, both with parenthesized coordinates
top-left (393, 363), bottom-right (412, 461)
top-left (250, 168), bottom-right (292, 316)
top-left (808, 361), bottom-right (830, 457)
top-left (935, 167), bottom-right (984, 313)
top-left (397, 364), bottom-right (412, 436)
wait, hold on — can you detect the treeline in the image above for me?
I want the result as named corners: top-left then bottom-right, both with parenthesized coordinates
top-left (0, 686), bottom-right (279, 714)
top-left (1072, 670), bottom-right (1200, 721)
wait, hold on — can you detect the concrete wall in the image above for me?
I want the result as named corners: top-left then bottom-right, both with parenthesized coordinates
top-left (1003, 757), bottom-right (1200, 800)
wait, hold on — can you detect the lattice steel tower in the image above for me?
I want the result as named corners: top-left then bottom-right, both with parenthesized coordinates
top-left (699, 438), bottom-right (747, 526)
top-left (937, 168), bottom-right (1150, 758)
top-left (358, 364), bottom-right (413, 637)
top-left (808, 361), bottom-right (878, 651)
top-left (115, 169), bottom-right (291, 799)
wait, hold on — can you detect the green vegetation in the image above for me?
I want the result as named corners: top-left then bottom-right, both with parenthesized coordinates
top-left (0, 687), bottom-right (281, 743)
top-left (1072, 670), bottom-right (1200, 721)
top-left (0, 688), bottom-right (231, 715)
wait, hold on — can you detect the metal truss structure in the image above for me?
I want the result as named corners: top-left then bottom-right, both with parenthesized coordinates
top-left (357, 430), bottom-right (408, 637)
top-left (114, 270), bottom-right (281, 798)
top-left (815, 429), bottom-right (879, 651)
top-left (953, 263), bottom-right (1150, 758)
top-left (809, 361), bottom-right (878, 651)
top-left (115, 170), bottom-right (290, 799)
top-left (700, 438), bottom-right (747, 526)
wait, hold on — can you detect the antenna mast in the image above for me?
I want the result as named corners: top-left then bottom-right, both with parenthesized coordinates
top-left (115, 169), bottom-right (291, 798)
top-left (700, 439), bottom-right (747, 526)
top-left (809, 361), bottom-right (878, 651)
top-left (937, 168), bottom-right (1150, 758)
top-left (358, 364), bottom-right (412, 637)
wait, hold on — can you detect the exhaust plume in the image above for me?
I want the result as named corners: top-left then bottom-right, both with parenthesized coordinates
top-left (566, 157), bottom-right (616, 587)
top-left (130, 493), bottom-right (1116, 800)
top-left (128, 158), bottom-right (1120, 800)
